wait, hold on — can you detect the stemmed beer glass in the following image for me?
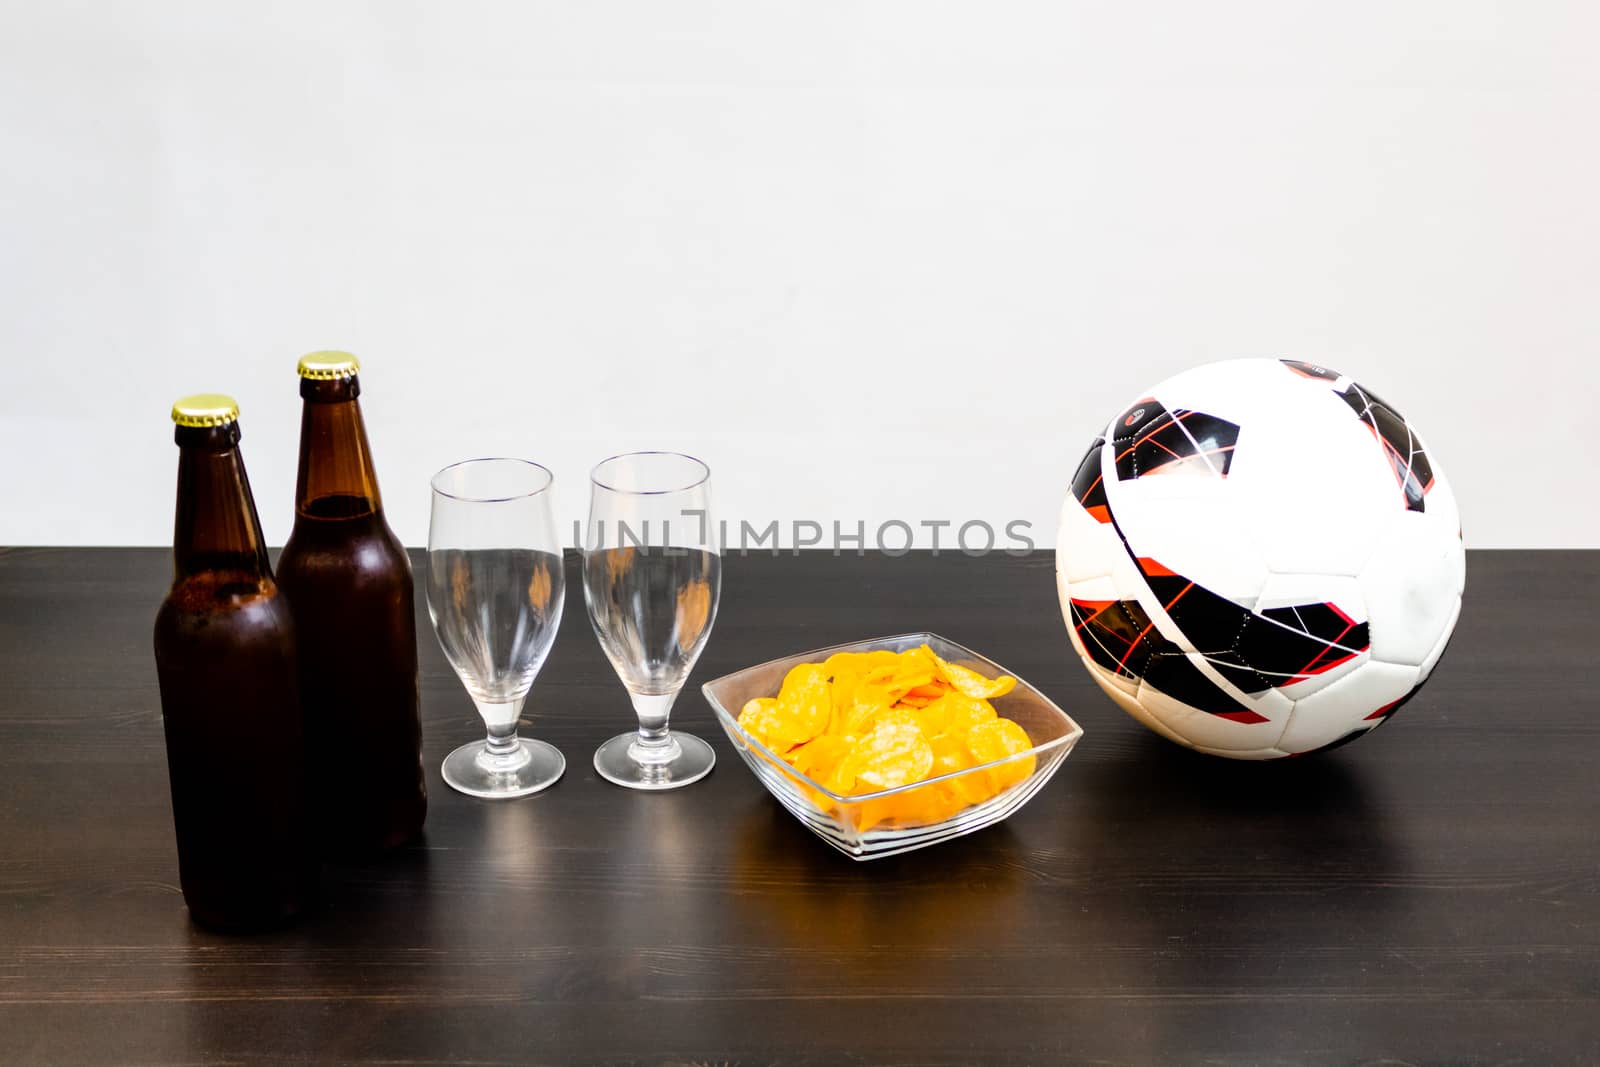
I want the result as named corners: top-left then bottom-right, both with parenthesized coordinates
top-left (427, 459), bottom-right (566, 798)
top-left (582, 451), bottom-right (721, 790)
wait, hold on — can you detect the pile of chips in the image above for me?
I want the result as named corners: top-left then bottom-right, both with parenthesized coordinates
top-left (738, 645), bottom-right (1036, 832)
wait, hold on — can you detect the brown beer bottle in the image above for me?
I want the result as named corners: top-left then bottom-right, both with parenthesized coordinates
top-left (153, 395), bottom-right (318, 930)
top-left (276, 352), bottom-right (426, 853)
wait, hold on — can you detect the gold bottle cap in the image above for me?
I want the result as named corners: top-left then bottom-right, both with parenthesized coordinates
top-left (297, 350), bottom-right (362, 380)
top-left (170, 393), bottom-right (240, 428)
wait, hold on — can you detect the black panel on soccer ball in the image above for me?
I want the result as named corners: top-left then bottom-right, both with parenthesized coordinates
top-left (1280, 359), bottom-right (1341, 381)
top-left (1110, 399), bottom-right (1239, 481)
top-left (1336, 381), bottom-right (1435, 513)
top-left (1070, 435), bottom-right (1108, 514)
top-left (1141, 652), bottom-right (1266, 716)
top-left (1069, 598), bottom-right (1155, 679)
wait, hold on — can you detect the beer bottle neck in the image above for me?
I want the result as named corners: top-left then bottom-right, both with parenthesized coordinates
top-left (294, 376), bottom-right (383, 520)
top-left (171, 424), bottom-right (273, 584)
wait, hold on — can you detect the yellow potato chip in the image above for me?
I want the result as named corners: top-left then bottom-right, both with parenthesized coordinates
top-left (859, 663), bottom-right (936, 705)
top-left (841, 672), bottom-right (918, 735)
top-left (923, 644), bottom-right (1017, 700)
top-left (791, 733), bottom-right (853, 786)
top-left (821, 652), bottom-right (863, 722)
top-left (911, 782), bottom-right (970, 824)
top-left (937, 746), bottom-right (994, 806)
top-left (928, 732), bottom-right (970, 775)
top-left (911, 697), bottom-right (950, 738)
top-left (938, 691), bottom-right (999, 738)
top-left (772, 662), bottom-right (832, 748)
top-left (850, 781), bottom-right (968, 831)
top-left (965, 717), bottom-right (1036, 794)
top-left (848, 709), bottom-right (934, 790)
top-left (737, 697), bottom-right (783, 746)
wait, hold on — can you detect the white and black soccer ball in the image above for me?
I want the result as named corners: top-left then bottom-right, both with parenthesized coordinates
top-left (1056, 358), bottom-right (1464, 759)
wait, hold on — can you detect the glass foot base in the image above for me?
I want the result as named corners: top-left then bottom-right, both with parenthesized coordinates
top-left (442, 738), bottom-right (565, 799)
top-left (593, 731), bottom-right (715, 791)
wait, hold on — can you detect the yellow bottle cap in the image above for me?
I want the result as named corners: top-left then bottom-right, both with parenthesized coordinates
top-left (171, 394), bottom-right (240, 428)
top-left (297, 350), bottom-right (362, 380)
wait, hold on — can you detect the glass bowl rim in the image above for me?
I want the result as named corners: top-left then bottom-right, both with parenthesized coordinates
top-left (703, 631), bottom-right (1085, 804)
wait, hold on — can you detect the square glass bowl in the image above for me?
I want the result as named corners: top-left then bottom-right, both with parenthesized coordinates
top-left (702, 633), bottom-right (1084, 860)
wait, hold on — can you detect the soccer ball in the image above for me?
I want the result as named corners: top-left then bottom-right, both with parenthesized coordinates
top-left (1056, 358), bottom-right (1464, 759)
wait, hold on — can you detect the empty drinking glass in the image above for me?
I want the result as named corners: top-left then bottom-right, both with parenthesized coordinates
top-left (582, 451), bottom-right (720, 790)
top-left (427, 459), bottom-right (566, 798)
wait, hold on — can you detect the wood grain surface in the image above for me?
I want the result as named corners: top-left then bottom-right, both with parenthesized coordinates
top-left (0, 548), bottom-right (1595, 1065)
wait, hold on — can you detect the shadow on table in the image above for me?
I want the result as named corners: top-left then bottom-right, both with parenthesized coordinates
top-left (728, 795), bottom-right (1031, 954)
top-left (1073, 728), bottom-right (1405, 845)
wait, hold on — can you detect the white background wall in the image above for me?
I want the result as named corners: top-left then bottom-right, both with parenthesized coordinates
top-left (2, 1), bottom-right (1596, 549)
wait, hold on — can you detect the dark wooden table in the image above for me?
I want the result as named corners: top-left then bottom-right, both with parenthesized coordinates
top-left (0, 548), bottom-right (1595, 1065)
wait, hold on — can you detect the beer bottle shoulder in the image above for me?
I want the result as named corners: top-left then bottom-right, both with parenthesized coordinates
top-left (155, 576), bottom-right (296, 660)
top-left (280, 509), bottom-right (410, 578)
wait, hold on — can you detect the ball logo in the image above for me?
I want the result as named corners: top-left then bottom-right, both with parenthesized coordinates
top-left (1124, 408), bottom-right (1145, 427)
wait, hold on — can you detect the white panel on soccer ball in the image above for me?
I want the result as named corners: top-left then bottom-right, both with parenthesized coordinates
top-left (1276, 660), bottom-right (1421, 755)
top-left (1062, 573), bottom-right (1121, 606)
top-left (1096, 663), bottom-right (1141, 698)
top-left (1105, 477), bottom-right (1269, 609)
top-left (1255, 572), bottom-right (1366, 619)
top-left (1057, 492), bottom-right (1125, 585)
top-left (1193, 745), bottom-right (1289, 761)
top-left (1139, 358), bottom-right (1287, 427)
top-left (1419, 595), bottom-right (1462, 680)
top-left (1089, 663), bottom-right (1187, 743)
top-left (1412, 468), bottom-right (1467, 601)
top-left (1248, 430), bottom-right (1394, 578)
top-left (1135, 674), bottom-right (1288, 752)
top-left (1359, 512), bottom-right (1464, 667)
top-left (1452, 534), bottom-right (1466, 597)
top-left (1278, 652), bottom-right (1370, 701)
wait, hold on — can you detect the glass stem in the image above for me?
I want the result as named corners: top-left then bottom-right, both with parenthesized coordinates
top-left (485, 721), bottom-right (520, 757)
top-left (630, 692), bottom-right (679, 763)
top-left (473, 698), bottom-right (530, 773)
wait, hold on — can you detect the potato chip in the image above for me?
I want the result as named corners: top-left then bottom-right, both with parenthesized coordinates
top-left (938, 691), bottom-right (999, 738)
top-left (850, 780), bottom-right (968, 831)
top-left (910, 697), bottom-right (949, 737)
top-left (772, 662), bottom-right (832, 748)
top-left (932, 732), bottom-right (996, 806)
top-left (928, 732), bottom-right (970, 775)
top-left (737, 697), bottom-right (784, 747)
top-left (965, 717), bottom-right (1036, 794)
top-left (859, 663), bottom-right (936, 705)
top-left (848, 709), bottom-right (934, 790)
top-left (924, 644), bottom-right (1017, 699)
top-left (791, 733), bottom-right (855, 792)
top-left (821, 651), bottom-right (865, 719)
top-left (913, 782), bottom-right (971, 823)
top-left (849, 797), bottom-right (896, 833)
